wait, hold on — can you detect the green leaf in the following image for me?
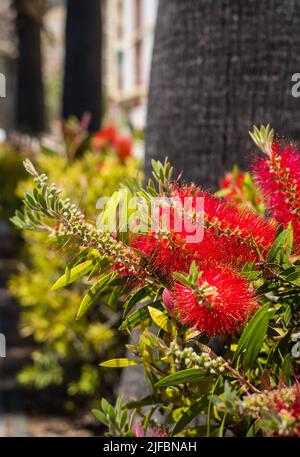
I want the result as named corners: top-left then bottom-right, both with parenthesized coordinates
top-left (151, 159), bottom-right (161, 179)
top-left (173, 272), bottom-right (190, 287)
top-left (76, 273), bottom-right (112, 319)
top-left (148, 306), bottom-right (175, 335)
top-left (281, 354), bottom-right (293, 381)
top-left (119, 302), bottom-right (163, 330)
top-left (283, 305), bottom-right (292, 327)
top-left (52, 260), bottom-right (93, 290)
top-left (101, 398), bottom-right (111, 415)
top-left (107, 286), bottom-right (122, 308)
top-left (249, 124), bottom-right (274, 154)
top-left (154, 368), bottom-right (205, 388)
top-left (120, 410), bottom-right (128, 430)
top-left (171, 398), bottom-right (206, 436)
top-left (92, 409), bottom-right (108, 425)
top-left (123, 285), bottom-right (151, 317)
top-left (96, 191), bottom-right (120, 231)
top-left (119, 305), bottom-right (150, 330)
top-left (218, 412), bottom-right (227, 437)
top-left (100, 358), bottom-right (139, 368)
top-left (234, 304), bottom-right (270, 370)
top-left (242, 270), bottom-right (262, 281)
top-left (215, 188), bottom-right (232, 198)
top-left (268, 227), bottom-right (293, 264)
top-left (243, 313), bottom-right (269, 370)
top-left (246, 421), bottom-right (257, 437)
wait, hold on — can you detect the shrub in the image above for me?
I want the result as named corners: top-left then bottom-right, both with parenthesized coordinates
top-left (12, 125), bottom-right (300, 436)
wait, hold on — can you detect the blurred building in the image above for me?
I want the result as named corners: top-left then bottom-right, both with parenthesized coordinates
top-left (0, 0), bottom-right (17, 133)
top-left (0, 0), bottom-right (17, 58)
top-left (0, 0), bottom-right (157, 132)
top-left (103, 0), bottom-right (158, 129)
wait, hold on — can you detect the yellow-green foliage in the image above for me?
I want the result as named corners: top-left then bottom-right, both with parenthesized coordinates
top-left (0, 143), bottom-right (28, 221)
top-left (10, 149), bottom-right (141, 396)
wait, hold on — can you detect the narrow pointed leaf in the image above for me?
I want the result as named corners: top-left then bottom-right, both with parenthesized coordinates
top-left (52, 260), bottom-right (93, 290)
top-left (76, 273), bottom-right (112, 319)
top-left (100, 358), bottom-right (139, 368)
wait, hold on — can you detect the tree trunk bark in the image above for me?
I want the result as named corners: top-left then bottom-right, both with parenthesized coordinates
top-left (146, 0), bottom-right (300, 190)
top-left (63, 0), bottom-right (102, 132)
top-left (15, 1), bottom-right (45, 134)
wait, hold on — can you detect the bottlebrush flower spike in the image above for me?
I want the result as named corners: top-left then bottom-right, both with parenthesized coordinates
top-left (251, 126), bottom-right (300, 251)
top-left (171, 183), bottom-right (277, 261)
top-left (194, 228), bottom-right (259, 268)
top-left (130, 232), bottom-right (193, 279)
top-left (172, 265), bottom-right (257, 337)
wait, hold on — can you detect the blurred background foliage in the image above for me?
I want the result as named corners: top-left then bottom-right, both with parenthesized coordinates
top-left (8, 123), bottom-right (141, 402)
top-left (0, 142), bottom-right (27, 221)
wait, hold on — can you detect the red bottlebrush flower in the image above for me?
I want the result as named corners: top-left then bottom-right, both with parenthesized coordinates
top-left (253, 141), bottom-right (300, 250)
top-left (194, 228), bottom-right (259, 268)
top-left (113, 135), bottom-right (132, 160)
top-left (172, 266), bottom-right (257, 336)
top-left (130, 233), bottom-right (192, 279)
top-left (171, 183), bottom-right (277, 260)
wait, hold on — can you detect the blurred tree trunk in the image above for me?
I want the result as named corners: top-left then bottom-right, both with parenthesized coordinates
top-left (4, 58), bottom-right (17, 132)
top-left (63, 0), bottom-right (102, 132)
top-left (14, 0), bottom-right (45, 134)
top-left (146, 0), bottom-right (300, 190)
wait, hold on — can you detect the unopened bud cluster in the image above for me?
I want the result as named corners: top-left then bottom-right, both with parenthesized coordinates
top-left (240, 385), bottom-right (300, 437)
top-left (28, 169), bottom-right (161, 286)
top-left (241, 385), bottom-right (297, 417)
top-left (168, 342), bottom-right (228, 375)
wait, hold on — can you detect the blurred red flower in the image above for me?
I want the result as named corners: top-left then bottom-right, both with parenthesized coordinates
top-left (220, 170), bottom-right (246, 203)
top-left (113, 135), bottom-right (133, 160)
top-left (92, 125), bottom-right (133, 160)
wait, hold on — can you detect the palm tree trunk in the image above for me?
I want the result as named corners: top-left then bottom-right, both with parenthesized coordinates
top-left (146, 0), bottom-right (300, 190)
top-left (15, 0), bottom-right (45, 134)
top-left (63, 0), bottom-right (102, 132)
